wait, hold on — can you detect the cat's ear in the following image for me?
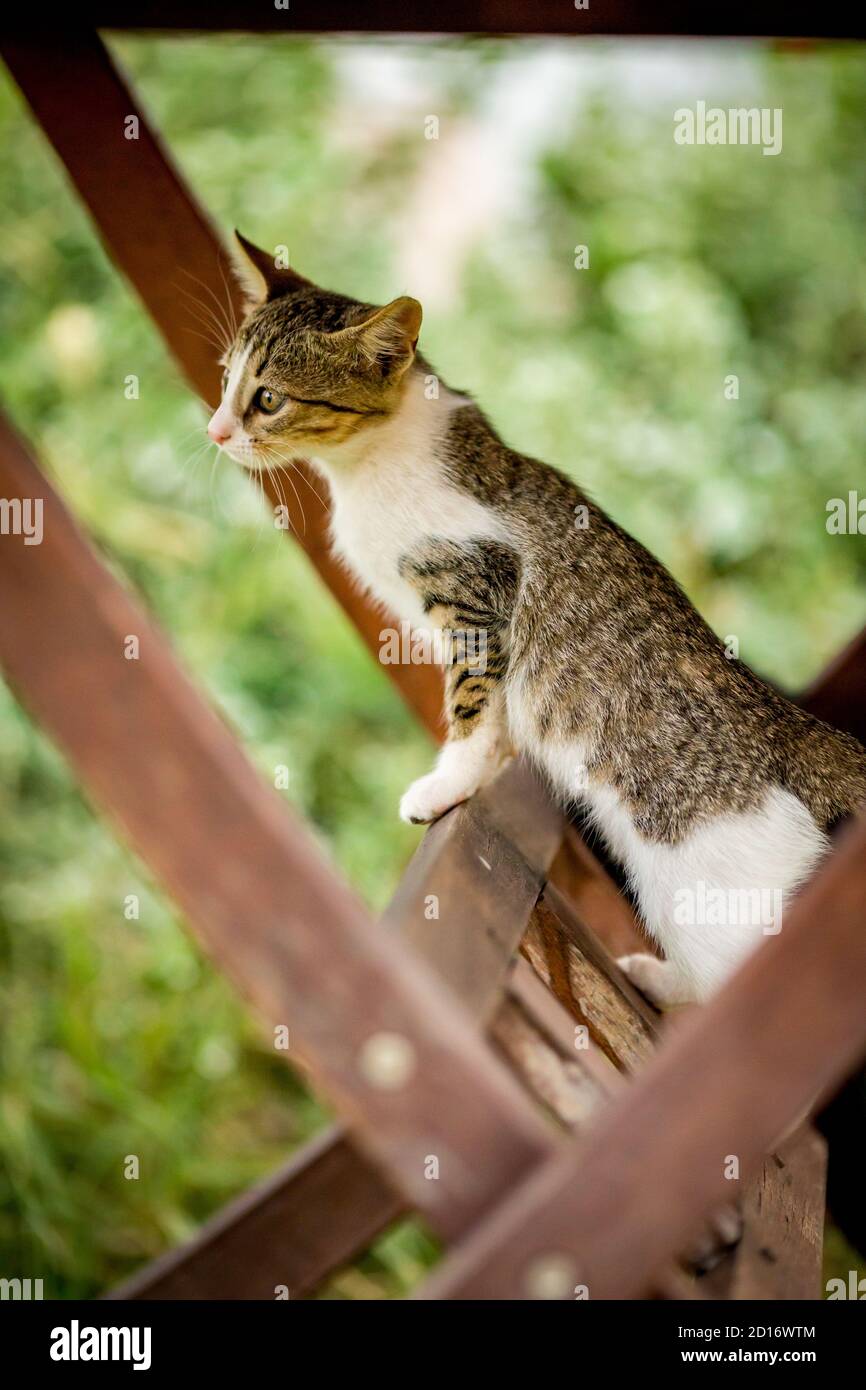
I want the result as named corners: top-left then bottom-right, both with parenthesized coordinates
top-left (349, 297), bottom-right (423, 378)
top-left (232, 230), bottom-right (311, 309)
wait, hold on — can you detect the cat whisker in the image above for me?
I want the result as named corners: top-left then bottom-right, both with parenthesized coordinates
top-left (217, 253), bottom-right (240, 341)
top-left (262, 446), bottom-right (331, 518)
top-left (176, 283), bottom-right (233, 355)
top-left (179, 266), bottom-right (237, 354)
top-left (256, 446), bottom-right (307, 536)
top-left (182, 323), bottom-right (231, 357)
top-left (178, 293), bottom-right (232, 355)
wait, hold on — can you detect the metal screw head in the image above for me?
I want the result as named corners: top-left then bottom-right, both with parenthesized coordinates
top-left (357, 1031), bottom-right (416, 1090)
top-left (524, 1252), bottom-right (579, 1300)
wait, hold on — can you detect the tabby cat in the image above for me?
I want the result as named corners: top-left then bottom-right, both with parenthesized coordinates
top-left (207, 233), bottom-right (866, 1007)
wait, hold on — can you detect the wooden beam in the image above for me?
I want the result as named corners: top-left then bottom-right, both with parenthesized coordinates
top-left (108, 1127), bottom-right (398, 1301)
top-left (5, 24), bottom-right (859, 1303)
top-left (382, 759), bottom-right (563, 1024)
top-left (0, 30), bottom-right (443, 738)
top-left (800, 625), bottom-right (866, 746)
top-left (547, 825), bottom-right (646, 957)
top-left (418, 813), bottom-right (866, 1298)
top-left (0, 410), bottom-right (557, 1245)
top-left (13, 4), bottom-right (863, 40)
top-left (523, 885), bottom-right (657, 1070)
top-left (700, 1126), bottom-right (827, 1301)
top-left (110, 755), bottom-right (564, 1298)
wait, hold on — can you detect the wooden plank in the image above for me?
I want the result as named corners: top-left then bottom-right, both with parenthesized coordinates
top-left (503, 958), bottom-right (750, 1295)
top-left (108, 1127), bottom-right (399, 1301)
top-left (417, 814), bottom-right (866, 1298)
top-left (1, 30), bottom-right (443, 739)
top-left (114, 760), bottom-right (562, 1299)
top-left (700, 1127), bottom-right (826, 1301)
top-left (0, 411), bottom-right (557, 1245)
top-left (27, 4), bottom-right (866, 41)
top-left (508, 957), bottom-right (624, 1097)
top-left (521, 887), bottom-right (657, 1070)
top-left (112, 758), bottom-right (562, 1300)
top-left (800, 625), bottom-right (866, 745)
top-left (383, 759), bottom-right (563, 1024)
top-left (493, 963), bottom-right (619, 1129)
top-left (548, 824), bottom-right (646, 958)
top-left (494, 964), bottom-right (695, 1291)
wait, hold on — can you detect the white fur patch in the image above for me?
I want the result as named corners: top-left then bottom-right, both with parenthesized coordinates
top-left (315, 376), bottom-right (511, 630)
top-left (575, 777), bottom-right (828, 1000)
top-left (399, 713), bottom-right (506, 823)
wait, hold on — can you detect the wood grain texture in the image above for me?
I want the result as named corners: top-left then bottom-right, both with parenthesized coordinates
top-left (108, 1127), bottom-right (400, 1301)
top-left (0, 411), bottom-right (555, 1247)
top-left (701, 1127), bottom-right (827, 1301)
top-left (383, 759), bottom-right (563, 1024)
top-left (106, 759), bottom-right (562, 1299)
top-left (522, 888), bottom-right (657, 1070)
top-left (418, 814), bottom-right (866, 1298)
top-left (548, 825), bottom-right (647, 957)
top-left (494, 961), bottom-right (707, 1302)
top-left (492, 966), bottom-right (617, 1130)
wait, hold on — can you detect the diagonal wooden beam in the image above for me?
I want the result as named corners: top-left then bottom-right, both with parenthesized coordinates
top-left (5, 27), bottom-right (863, 1301)
top-left (109, 755), bottom-right (564, 1298)
top-left (0, 29), bottom-right (443, 738)
top-left (108, 1126), bottom-right (397, 1301)
top-left (417, 813), bottom-right (866, 1298)
top-left (800, 625), bottom-right (866, 745)
top-left (13, 25), bottom-right (862, 971)
top-left (0, 409), bottom-right (559, 1246)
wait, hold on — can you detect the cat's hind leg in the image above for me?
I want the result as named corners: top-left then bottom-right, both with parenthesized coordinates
top-left (616, 953), bottom-right (696, 1008)
top-left (618, 785), bottom-right (829, 1004)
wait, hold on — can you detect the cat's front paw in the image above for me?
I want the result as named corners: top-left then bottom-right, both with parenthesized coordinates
top-left (399, 771), bottom-right (473, 825)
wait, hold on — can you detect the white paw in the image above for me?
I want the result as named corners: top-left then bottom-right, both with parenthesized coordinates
top-left (399, 772), bottom-right (473, 825)
top-left (617, 953), bottom-right (657, 991)
top-left (617, 953), bottom-right (669, 1007)
top-left (617, 953), bottom-right (695, 1009)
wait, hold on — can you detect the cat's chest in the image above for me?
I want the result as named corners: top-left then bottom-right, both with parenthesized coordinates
top-left (326, 463), bottom-right (504, 627)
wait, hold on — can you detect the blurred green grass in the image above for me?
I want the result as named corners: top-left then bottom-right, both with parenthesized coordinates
top-left (0, 35), bottom-right (864, 1297)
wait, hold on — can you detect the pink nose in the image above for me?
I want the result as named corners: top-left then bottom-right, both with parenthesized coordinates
top-left (208, 420), bottom-right (232, 445)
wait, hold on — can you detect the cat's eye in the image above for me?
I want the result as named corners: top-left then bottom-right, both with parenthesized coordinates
top-left (221, 368), bottom-right (229, 394)
top-left (254, 387), bottom-right (284, 415)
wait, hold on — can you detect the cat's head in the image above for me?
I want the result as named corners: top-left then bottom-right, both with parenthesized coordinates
top-left (207, 233), bottom-right (422, 467)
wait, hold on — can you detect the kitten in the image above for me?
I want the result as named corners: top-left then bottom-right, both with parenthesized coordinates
top-left (208, 233), bottom-right (866, 1008)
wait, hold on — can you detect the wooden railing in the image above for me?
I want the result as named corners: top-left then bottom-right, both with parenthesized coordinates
top-left (1, 20), bottom-right (865, 1301)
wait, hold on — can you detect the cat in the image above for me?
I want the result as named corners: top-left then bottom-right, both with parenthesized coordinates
top-left (208, 232), bottom-right (866, 1009)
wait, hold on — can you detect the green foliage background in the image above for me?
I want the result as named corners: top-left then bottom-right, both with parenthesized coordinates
top-left (0, 36), bottom-right (863, 1297)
